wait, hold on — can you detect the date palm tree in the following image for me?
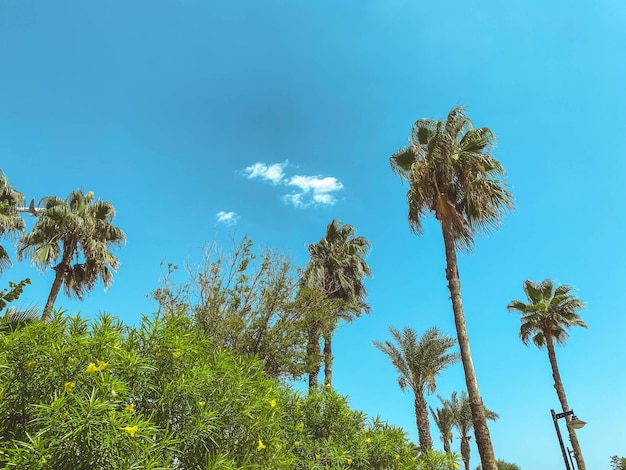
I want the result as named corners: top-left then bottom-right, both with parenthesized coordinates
top-left (374, 326), bottom-right (459, 451)
top-left (304, 219), bottom-right (371, 387)
top-left (17, 189), bottom-right (125, 321)
top-left (507, 279), bottom-right (587, 470)
top-left (390, 106), bottom-right (513, 470)
top-left (445, 391), bottom-right (498, 470)
top-left (430, 398), bottom-right (455, 454)
top-left (0, 171), bottom-right (26, 274)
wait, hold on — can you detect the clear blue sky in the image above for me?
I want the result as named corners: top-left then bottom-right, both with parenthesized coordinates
top-left (1, 1), bottom-right (625, 468)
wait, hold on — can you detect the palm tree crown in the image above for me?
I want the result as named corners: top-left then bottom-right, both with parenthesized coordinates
top-left (507, 279), bottom-right (587, 348)
top-left (390, 105), bottom-right (513, 251)
top-left (17, 189), bottom-right (125, 319)
top-left (0, 171), bottom-right (26, 274)
top-left (374, 326), bottom-right (459, 450)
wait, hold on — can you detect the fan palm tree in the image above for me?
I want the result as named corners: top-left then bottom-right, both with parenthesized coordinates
top-left (445, 391), bottom-right (498, 470)
top-left (17, 189), bottom-right (125, 321)
top-left (390, 106), bottom-right (513, 470)
top-left (507, 279), bottom-right (587, 470)
top-left (374, 326), bottom-right (459, 451)
top-left (430, 398), bottom-right (455, 454)
top-left (303, 219), bottom-right (371, 387)
top-left (0, 171), bottom-right (26, 274)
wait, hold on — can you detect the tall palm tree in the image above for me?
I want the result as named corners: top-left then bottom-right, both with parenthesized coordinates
top-left (17, 189), bottom-right (125, 321)
top-left (304, 219), bottom-right (371, 387)
top-left (390, 106), bottom-right (513, 470)
top-left (507, 279), bottom-right (587, 470)
top-left (445, 391), bottom-right (498, 470)
top-left (373, 326), bottom-right (459, 451)
top-left (430, 398), bottom-right (455, 454)
top-left (0, 171), bottom-right (26, 274)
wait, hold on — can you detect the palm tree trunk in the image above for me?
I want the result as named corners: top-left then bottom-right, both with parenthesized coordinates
top-left (323, 335), bottom-right (333, 386)
top-left (545, 333), bottom-right (586, 470)
top-left (307, 324), bottom-right (321, 391)
top-left (460, 436), bottom-right (471, 470)
top-left (42, 264), bottom-right (65, 321)
top-left (443, 435), bottom-right (451, 454)
top-left (441, 219), bottom-right (497, 470)
top-left (414, 394), bottom-right (433, 451)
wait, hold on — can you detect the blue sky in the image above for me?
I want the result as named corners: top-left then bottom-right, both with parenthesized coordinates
top-left (1, 0), bottom-right (625, 467)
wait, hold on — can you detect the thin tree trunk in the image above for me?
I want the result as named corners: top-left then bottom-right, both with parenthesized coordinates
top-left (307, 324), bottom-right (321, 391)
top-left (441, 219), bottom-right (497, 470)
top-left (460, 436), bottom-right (471, 470)
top-left (323, 335), bottom-right (333, 386)
top-left (443, 435), bottom-right (451, 454)
top-left (414, 394), bottom-right (433, 451)
top-left (545, 333), bottom-right (586, 470)
top-left (42, 265), bottom-right (65, 321)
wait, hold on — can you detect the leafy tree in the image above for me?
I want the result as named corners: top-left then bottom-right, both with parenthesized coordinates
top-left (303, 219), bottom-right (371, 387)
top-left (0, 171), bottom-right (25, 274)
top-left (153, 236), bottom-right (328, 382)
top-left (444, 391), bottom-right (498, 470)
top-left (507, 279), bottom-right (587, 470)
top-left (611, 456), bottom-right (626, 470)
top-left (430, 399), bottom-right (455, 454)
top-left (0, 310), bottom-right (426, 469)
top-left (390, 106), bottom-right (513, 470)
top-left (17, 189), bottom-right (125, 320)
top-left (374, 327), bottom-right (459, 451)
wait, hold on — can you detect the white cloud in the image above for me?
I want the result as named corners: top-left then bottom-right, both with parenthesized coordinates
top-left (243, 162), bottom-right (344, 208)
top-left (216, 211), bottom-right (240, 225)
top-left (244, 162), bottom-right (286, 184)
top-left (285, 175), bottom-right (343, 208)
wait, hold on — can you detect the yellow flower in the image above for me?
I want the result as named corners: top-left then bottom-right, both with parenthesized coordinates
top-left (64, 382), bottom-right (76, 393)
top-left (111, 388), bottom-right (117, 397)
top-left (315, 454), bottom-right (321, 461)
top-left (121, 425), bottom-right (138, 437)
top-left (96, 360), bottom-right (108, 371)
top-left (325, 383), bottom-right (331, 389)
top-left (395, 454), bottom-right (400, 460)
top-left (86, 362), bottom-right (98, 374)
top-left (293, 441), bottom-right (300, 447)
top-left (296, 421), bottom-right (304, 430)
top-left (365, 437), bottom-right (371, 444)
top-left (172, 349), bottom-right (182, 358)
top-left (346, 458), bottom-right (353, 465)
top-left (269, 399), bottom-right (276, 408)
top-left (257, 439), bottom-right (266, 451)
top-left (453, 464), bottom-right (459, 469)
top-left (124, 403), bottom-right (135, 414)
top-left (198, 401), bottom-right (206, 407)
top-left (26, 360), bottom-right (37, 371)
top-left (112, 341), bottom-right (121, 350)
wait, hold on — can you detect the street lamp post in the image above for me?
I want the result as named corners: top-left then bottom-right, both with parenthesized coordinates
top-left (551, 409), bottom-right (586, 470)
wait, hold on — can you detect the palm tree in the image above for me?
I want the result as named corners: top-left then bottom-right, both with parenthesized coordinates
top-left (17, 189), bottom-right (125, 321)
top-left (303, 219), bottom-right (371, 387)
top-left (507, 279), bottom-right (587, 470)
top-left (445, 391), bottom-right (498, 470)
top-left (390, 106), bottom-right (513, 470)
top-left (430, 399), bottom-right (455, 454)
top-left (0, 171), bottom-right (26, 274)
top-left (373, 326), bottom-right (459, 451)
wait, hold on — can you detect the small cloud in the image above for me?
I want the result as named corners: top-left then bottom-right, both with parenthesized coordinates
top-left (245, 162), bottom-right (286, 184)
top-left (216, 211), bottom-right (240, 225)
top-left (285, 175), bottom-right (343, 208)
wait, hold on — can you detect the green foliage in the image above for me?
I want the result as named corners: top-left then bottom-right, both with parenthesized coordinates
top-left (153, 236), bottom-right (328, 382)
top-left (0, 279), bottom-right (31, 312)
top-left (0, 310), bottom-right (428, 469)
top-left (611, 456), bottom-right (626, 470)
